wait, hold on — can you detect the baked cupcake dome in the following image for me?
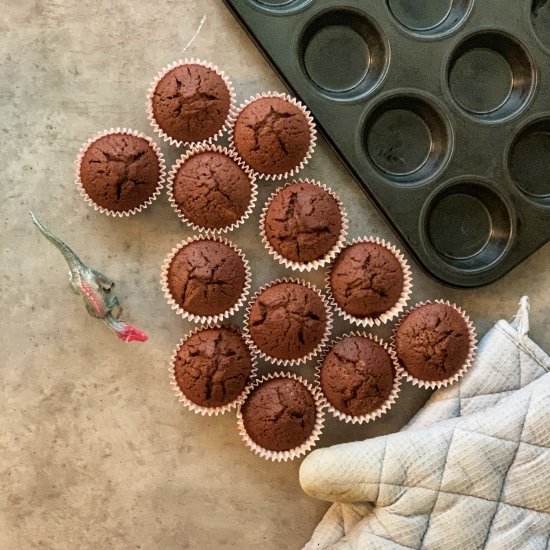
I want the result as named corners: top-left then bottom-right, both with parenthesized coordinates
top-left (263, 180), bottom-right (343, 263)
top-left (230, 94), bottom-right (315, 178)
top-left (168, 147), bottom-right (255, 231)
top-left (165, 238), bottom-right (247, 319)
top-left (246, 280), bottom-right (328, 363)
top-left (330, 241), bottom-right (404, 318)
top-left (77, 131), bottom-right (163, 213)
top-left (320, 335), bottom-right (396, 418)
top-left (150, 61), bottom-right (233, 145)
top-left (172, 326), bottom-right (253, 409)
top-left (394, 302), bottom-right (472, 383)
top-left (240, 377), bottom-right (317, 452)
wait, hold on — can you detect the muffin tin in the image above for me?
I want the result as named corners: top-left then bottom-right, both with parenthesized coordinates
top-left (223, 0), bottom-right (550, 287)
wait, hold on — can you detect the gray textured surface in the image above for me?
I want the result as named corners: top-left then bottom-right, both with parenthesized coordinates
top-left (1, 2), bottom-right (549, 549)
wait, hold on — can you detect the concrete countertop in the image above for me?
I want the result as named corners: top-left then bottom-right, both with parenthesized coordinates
top-left (2, 1), bottom-right (549, 548)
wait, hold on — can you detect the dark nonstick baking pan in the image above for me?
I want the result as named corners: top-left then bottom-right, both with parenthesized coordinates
top-left (223, 0), bottom-right (550, 288)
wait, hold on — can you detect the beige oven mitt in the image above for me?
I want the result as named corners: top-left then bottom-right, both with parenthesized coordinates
top-left (300, 297), bottom-right (550, 549)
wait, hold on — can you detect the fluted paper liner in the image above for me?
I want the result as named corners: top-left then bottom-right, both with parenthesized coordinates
top-left (147, 58), bottom-right (236, 148)
top-left (236, 372), bottom-right (325, 462)
top-left (326, 237), bottom-right (413, 327)
top-left (74, 128), bottom-right (166, 217)
top-left (227, 92), bottom-right (317, 181)
top-left (166, 144), bottom-right (258, 234)
top-left (315, 332), bottom-right (403, 424)
top-left (169, 324), bottom-right (258, 416)
top-left (391, 300), bottom-right (478, 389)
top-left (243, 278), bottom-right (333, 367)
top-left (259, 179), bottom-right (349, 272)
top-left (160, 235), bottom-right (251, 324)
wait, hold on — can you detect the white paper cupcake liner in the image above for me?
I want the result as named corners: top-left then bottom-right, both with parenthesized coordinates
top-left (74, 128), bottom-right (166, 217)
top-left (259, 179), bottom-right (349, 272)
top-left (243, 278), bottom-right (333, 367)
top-left (227, 91), bottom-right (317, 181)
top-left (169, 324), bottom-right (258, 416)
top-left (166, 144), bottom-right (258, 234)
top-left (326, 237), bottom-right (413, 327)
top-left (146, 58), bottom-right (236, 148)
top-left (160, 235), bottom-right (251, 324)
top-left (236, 372), bottom-right (325, 462)
top-left (391, 300), bottom-right (478, 389)
top-left (315, 332), bottom-right (403, 424)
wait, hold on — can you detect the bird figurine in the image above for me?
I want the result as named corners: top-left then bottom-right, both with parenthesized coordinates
top-left (30, 211), bottom-right (148, 343)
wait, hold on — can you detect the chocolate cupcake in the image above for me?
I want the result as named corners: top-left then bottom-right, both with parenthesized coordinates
top-left (245, 279), bottom-right (331, 365)
top-left (260, 180), bottom-right (348, 270)
top-left (317, 334), bottom-right (401, 423)
top-left (167, 145), bottom-right (257, 233)
top-left (229, 92), bottom-right (316, 180)
top-left (75, 129), bottom-right (165, 216)
top-left (148, 59), bottom-right (235, 147)
top-left (170, 325), bottom-right (256, 415)
top-left (393, 301), bottom-right (477, 389)
top-left (237, 373), bottom-right (325, 461)
top-left (328, 238), bottom-right (413, 326)
top-left (161, 236), bottom-right (251, 323)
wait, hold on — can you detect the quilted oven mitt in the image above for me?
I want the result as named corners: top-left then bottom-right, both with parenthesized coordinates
top-left (300, 298), bottom-right (550, 549)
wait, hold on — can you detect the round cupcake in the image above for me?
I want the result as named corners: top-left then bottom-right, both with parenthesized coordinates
top-left (328, 238), bottom-right (412, 326)
top-left (245, 279), bottom-right (331, 366)
top-left (237, 373), bottom-right (325, 461)
top-left (75, 129), bottom-right (165, 216)
top-left (148, 59), bottom-right (235, 147)
top-left (170, 325), bottom-right (256, 415)
top-left (260, 180), bottom-right (348, 271)
top-left (317, 334), bottom-right (401, 424)
top-left (161, 236), bottom-right (250, 323)
top-left (393, 301), bottom-right (477, 389)
top-left (167, 145), bottom-right (257, 233)
top-left (229, 92), bottom-right (316, 180)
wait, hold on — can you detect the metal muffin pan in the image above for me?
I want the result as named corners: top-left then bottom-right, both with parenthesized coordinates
top-left (223, 0), bottom-right (550, 287)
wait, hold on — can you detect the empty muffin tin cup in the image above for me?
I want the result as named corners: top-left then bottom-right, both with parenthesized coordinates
top-left (326, 237), bottom-right (413, 327)
top-left (445, 31), bottom-right (536, 123)
top-left (423, 178), bottom-right (514, 272)
top-left (160, 235), bottom-right (252, 325)
top-left (314, 333), bottom-right (403, 424)
top-left (299, 8), bottom-right (389, 100)
top-left (146, 58), bottom-right (236, 148)
top-left (169, 324), bottom-right (258, 416)
top-left (166, 145), bottom-right (258, 234)
top-left (391, 300), bottom-right (478, 389)
top-left (507, 117), bottom-right (550, 206)
top-left (250, 0), bottom-right (312, 12)
top-left (387, 0), bottom-right (473, 38)
top-left (362, 93), bottom-right (453, 184)
top-left (531, 0), bottom-right (550, 52)
top-left (243, 278), bottom-right (333, 367)
top-left (74, 128), bottom-right (166, 217)
top-left (259, 179), bottom-right (349, 272)
top-left (236, 372), bottom-right (325, 462)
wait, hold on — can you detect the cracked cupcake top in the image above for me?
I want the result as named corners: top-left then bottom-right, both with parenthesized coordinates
top-left (233, 97), bottom-right (311, 176)
top-left (330, 241), bottom-right (404, 318)
top-left (248, 281), bottom-right (326, 361)
top-left (172, 151), bottom-right (252, 230)
top-left (394, 303), bottom-right (471, 382)
top-left (173, 326), bottom-right (253, 408)
top-left (80, 133), bottom-right (160, 212)
top-left (167, 239), bottom-right (246, 317)
top-left (152, 64), bottom-right (231, 143)
top-left (241, 377), bottom-right (317, 452)
top-left (320, 336), bottom-right (395, 417)
top-left (264, 181), bottom-right (342, 263)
